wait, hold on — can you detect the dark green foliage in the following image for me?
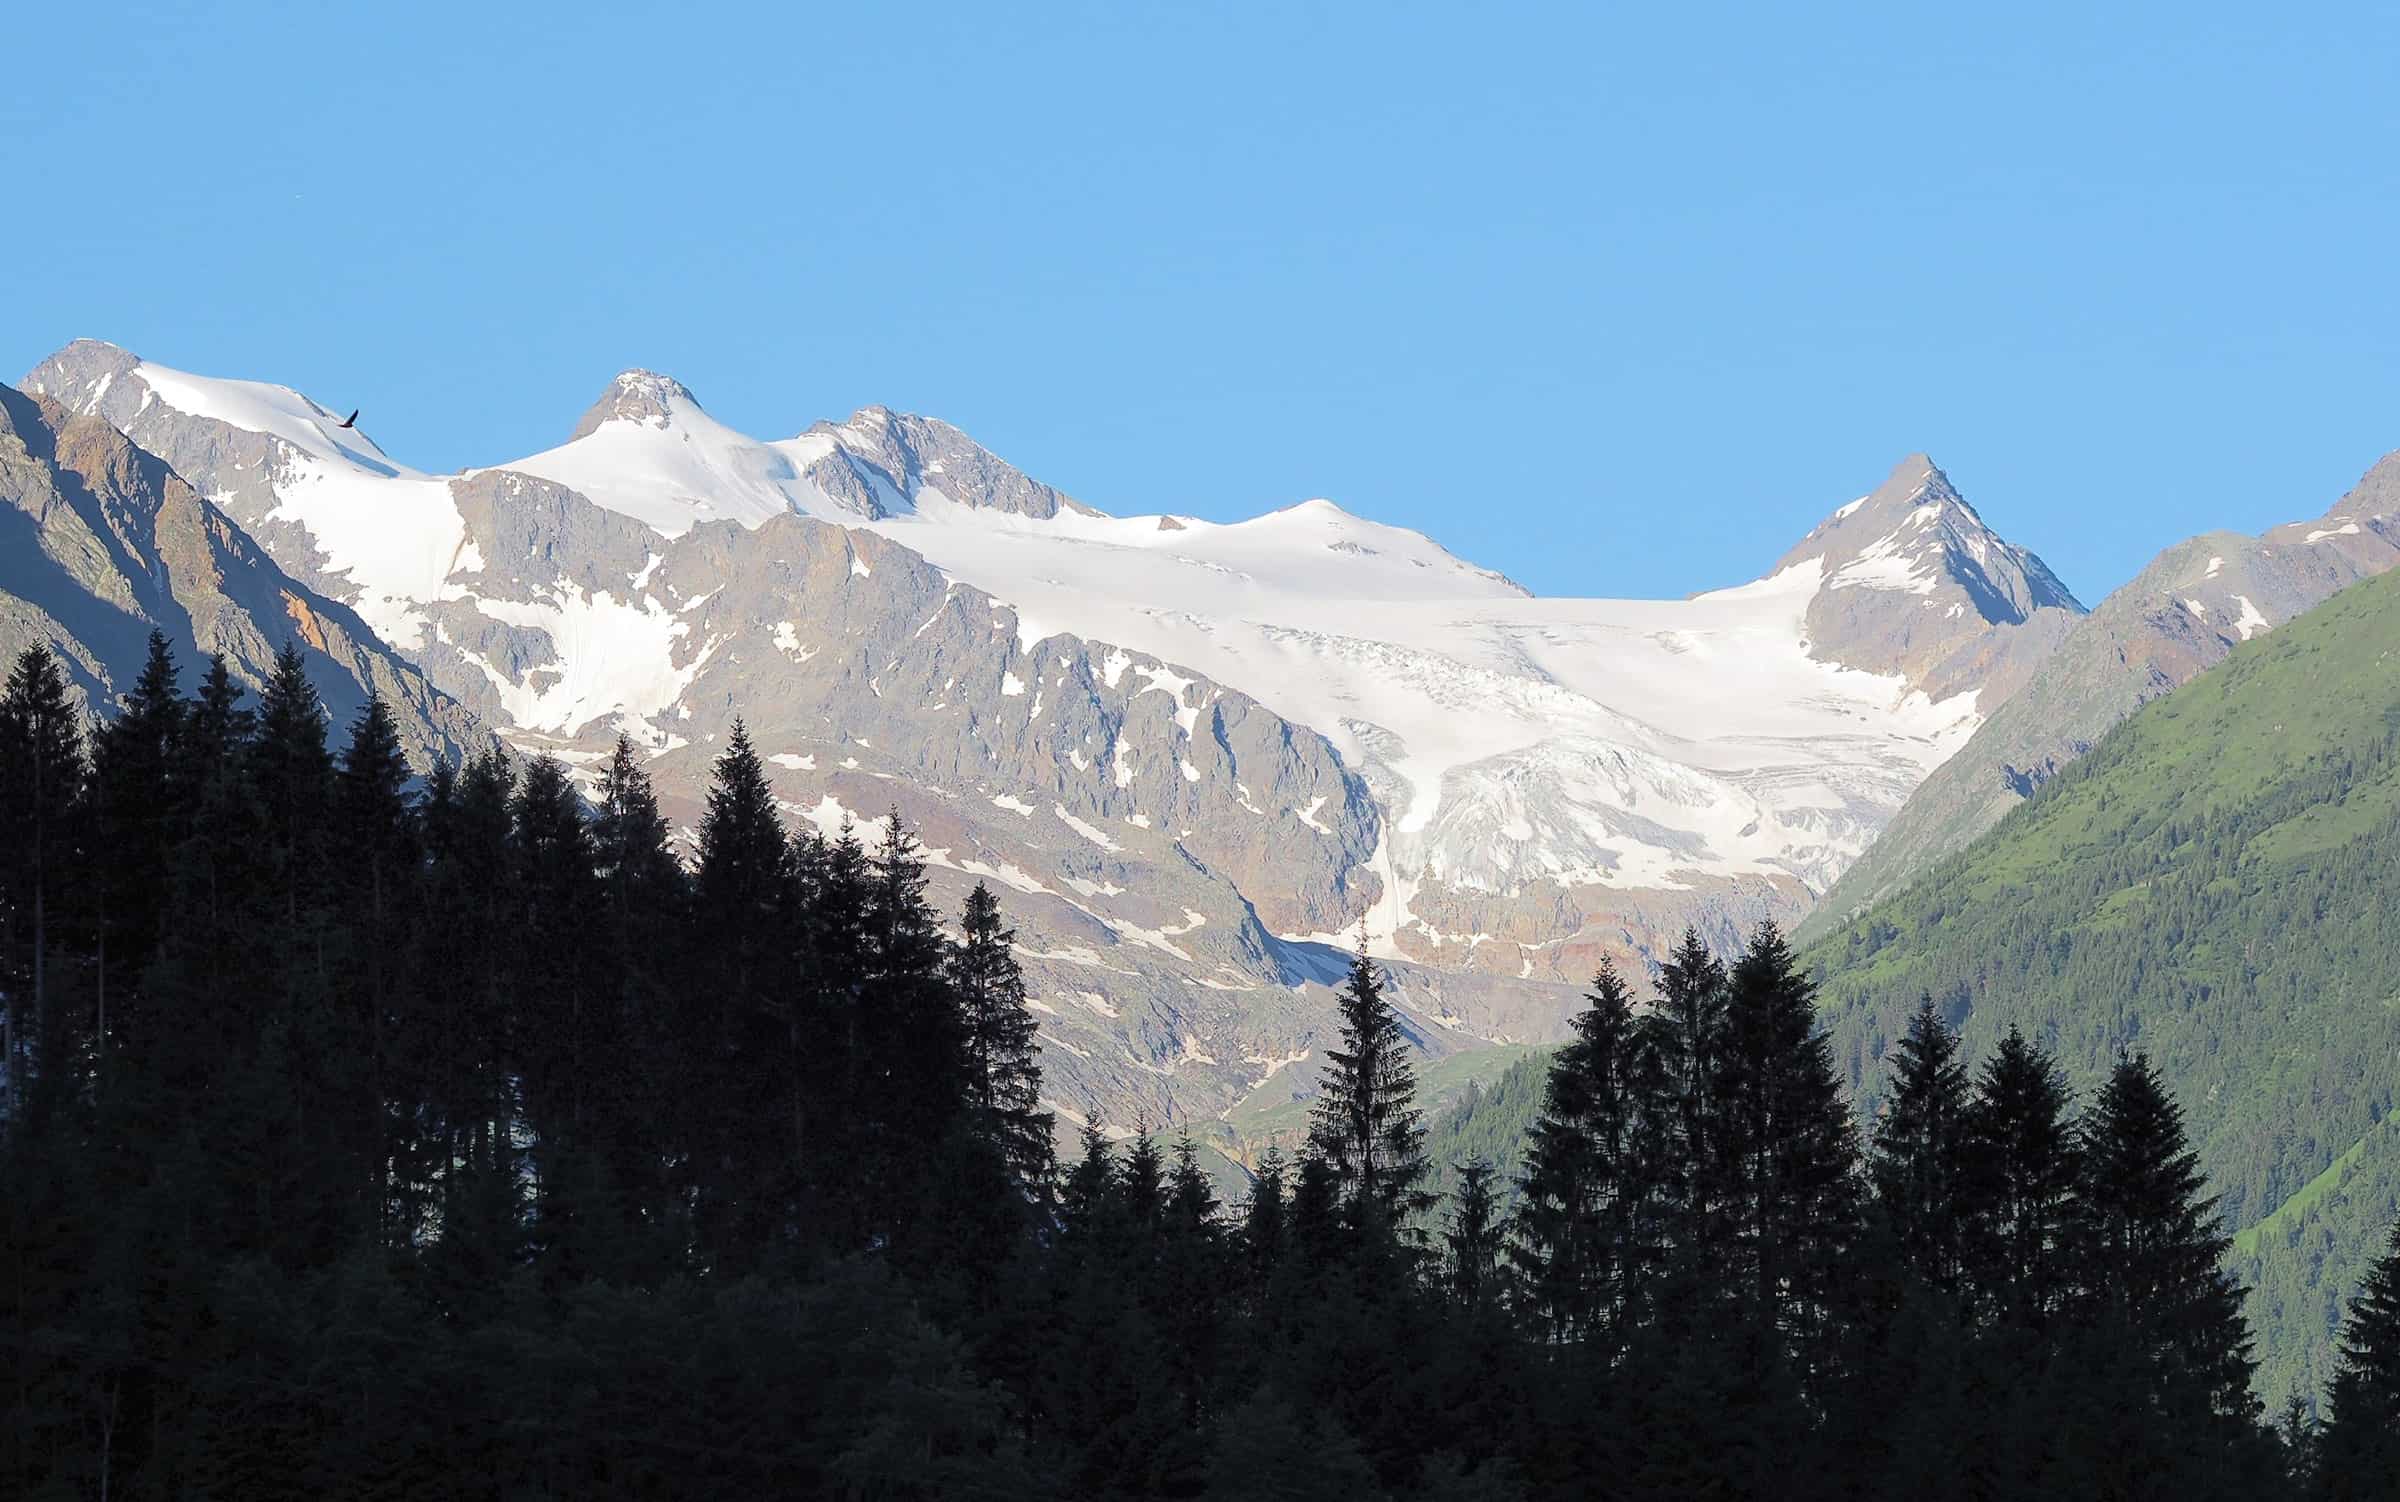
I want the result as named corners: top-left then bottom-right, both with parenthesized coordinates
top-left (1806, 563), bottom-right (2400, 1406)
top-left (1711, 921), bottom-right (1864, 1375)
top-left (2072, 1053), bottom-right (2259, 1427)
top-left (2320, 1218), bottom-right (2400, 1498)
top-left (1870, 996), bottom-right (1973, 1298)
top-left (1444, 1158), bottom-right (1509, 1311)
top-left (1511, 959), bottom-right (1664, 1348)
top-left (1963, 1026), bottom-right (2081, 1333)
top-left (1306, 938), bottom-right (1433, 1252)
top-left (0, 643), bottom-right (86, 1108)
top-left (952, 881), bottom-right (1057, 1212)
top-left (11, 629), bottom-right (2392, 1501)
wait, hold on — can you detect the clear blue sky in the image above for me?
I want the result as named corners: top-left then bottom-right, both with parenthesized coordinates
top-left (9, 1), bottom-right (2397, 601)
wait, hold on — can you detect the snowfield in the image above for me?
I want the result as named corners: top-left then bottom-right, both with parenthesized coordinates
top-left (109, 355), bottom-right (2012, 955)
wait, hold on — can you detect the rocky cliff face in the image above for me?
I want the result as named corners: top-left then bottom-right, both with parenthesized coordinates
top-left (1762, 454), bottom-right (2085, 703)
top-left (0, 383), bottom-right (483, 768)
top-left (1803, 451), bottom-right (2400, 938)
top-left (22, 338), bottom-right (2089, 1128)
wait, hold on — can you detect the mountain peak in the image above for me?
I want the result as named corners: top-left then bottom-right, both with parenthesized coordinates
top-left (801, 406), bottom-right (1087, 521)
top-left (1736, 455), bottom-right (2082, 698)
top-left (21, 338), bottom-right (141, 406)
top-left (568, 370), bottom-right (701, 441)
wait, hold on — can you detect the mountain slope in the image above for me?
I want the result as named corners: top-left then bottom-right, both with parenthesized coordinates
top-left (1802, 562), bottom-right (2400, 1408)
top-left (1803, 451), bottom-right (2400, 938)
top-left (23, 338), bottom-right (2080, 1127)
top-left (0, 384), bottom-right (483, 768)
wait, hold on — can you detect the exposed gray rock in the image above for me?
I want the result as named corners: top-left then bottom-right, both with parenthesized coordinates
top-left (1767, 454), bottom-right (2085, 703)
top-left (798, 406), bottom-right (1094, 519)
top-left (0, 383), bottom-right (487, 769)
top-left (568, 371), bottom-right (699, 440)
top-left (1803, 451), bottom-right (2400, 939)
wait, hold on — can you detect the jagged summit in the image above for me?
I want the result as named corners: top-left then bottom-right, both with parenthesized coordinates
top-left (567, 369), bottom-right (702, 440)
top-left (1764, 453), bottom-right (2080, 622)
top-left (794, 404), bottom-right (1088, 521)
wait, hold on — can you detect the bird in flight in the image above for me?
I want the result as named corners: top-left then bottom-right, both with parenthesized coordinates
top-left (337, 408), bottom-right (359, 430)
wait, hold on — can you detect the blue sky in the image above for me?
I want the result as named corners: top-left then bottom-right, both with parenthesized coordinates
top-left (8, 1), bottom-right (2396, 600)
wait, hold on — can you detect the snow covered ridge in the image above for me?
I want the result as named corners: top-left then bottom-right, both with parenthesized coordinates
top-left (20, 339), bottom-right (2081, 980)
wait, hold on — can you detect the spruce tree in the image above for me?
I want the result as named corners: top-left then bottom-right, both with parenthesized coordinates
top-left (591, 733), bottom-right (685, 951)
top-left (688, 722), bottom-right (796, 1266)
top-left (1712, 921), bottom-right (1862, 1374)
top-left (2317, 1217), bottom-right (2400, 1498)
top-left (1445, 1158), bottom-right (1509, 1312)
top-left (87, 631), bottom-right (182, 1060)
top-left (857, 810), bottom-right (973, 1249)
top-left (1059, 1118), bottom-right (1116, 1249)
top-left (0, 644), bottom-right (87, 1109)
top-left (1643, 926), bottom-right (1728, 1301)
top-left (949, 882), bottom-right (1055, 1211)
top-left (1160, 1137), bottom-right (1233, 1418)
top-left (1869, 996), bottom-right (1972, 1300)
top-left (2070, 1052), bottom-right (2257, 1424)
top-left (1305, 938), bottom-right (1432, 1247)
top-left (246, 641), bottom-right (335, 938)
top-left (587, 733), bottom-right (686, 1271)
top-left (1963, 1025), bottom-right (2079, 1332)
top-left (1513, 958), bottom-right (1664, 1348)
top-left (334, 694), bottom-right (416, 1246)
top-left (1241, 1146), bottom-right (1289, 1278)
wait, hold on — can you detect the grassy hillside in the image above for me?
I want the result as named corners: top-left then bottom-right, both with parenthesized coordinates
top-left (1804, 562), bottom-right (2400, 1409)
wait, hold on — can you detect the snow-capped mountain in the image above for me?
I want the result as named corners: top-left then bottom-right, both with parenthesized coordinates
top-left (0, 383), bottom-right (482, 768)
top-left (1806, 448), bottom-right (2400, 936)
top-left (20, 338), bottom-right (2082, 1125)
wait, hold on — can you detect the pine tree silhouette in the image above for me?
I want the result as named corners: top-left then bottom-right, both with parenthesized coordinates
top-left (1869, 996), bottom-right (1972, 1299)
top-left (2319, 1217), bottom-right (2400, 1499)
top-left (1963, 1024), bottom-right (2080, 1333)
top-left (0, 644), bottom-right (86, 1114)
top-left (1306, 936), bottom-right (1432, 1252)
top-left (1514, 958), bottom-right (1665, 1349)
top-left (950, 881), bottom-right (1056, 1212)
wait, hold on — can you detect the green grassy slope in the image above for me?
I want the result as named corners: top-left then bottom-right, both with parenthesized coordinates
top-left (1804, 563), bottom-right (2400, 1408)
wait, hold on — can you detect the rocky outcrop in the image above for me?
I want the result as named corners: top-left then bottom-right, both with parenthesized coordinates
top-left (1803, 451), bottom-right (2400, 938)
top-left (0, 383), bottom-right (485, 768)
top-left (1764, 453), bottom-right (2085, 702)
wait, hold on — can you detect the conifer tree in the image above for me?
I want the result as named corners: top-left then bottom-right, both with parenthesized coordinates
top-left (1869, 997), bottom-right (1972, 1300)
top-left (1160, 1137), bottom-right (1233, 1417)
top-left (949, 882), bottom-right (1055, 1210)
top-left (688, 723), bottom-right (797, 1266)
top-left (1445, 1158), bottom-right (1509, 1312)
top-left (1059, 1118), bottom-right (1116, 1248)
top-left (1115, 1127), bottom-right (1167, 1245)
top-left (1962, 1025), bottom-right (2079, 1332)
top-left (1643, 926), bottom-right (1728, 1296)
top-left (592, 733), bottom-right (684, 949)
top-left (87, 631), bottom-right (182, 1058)
top-left (334, 695), bottom-right (416, 1244)
top-left (1712, 921), bottom-right (1862, 1373)
top-left (1513, 959), bottom-right (1663, 1347)
top-left (246, 641), bottom-right (335, 938)
top-left (2070, 1052), bottom-right (2257, 1424)
top-left (510, 755), bottom-right (601, 1119)
top-left (1241, 1146), bottom-right (1289, 1279)
top-left (2315, 1218), bottom-right (2400, 1497)
top-left (586, 733), bottom-right (686, 1269)
top-left (1306, 939), bottom-right (1432, 1248)
top-left (0, 644), bottom-right (87, 1108)
top-left (856, 810), bottom-right (973, 1247)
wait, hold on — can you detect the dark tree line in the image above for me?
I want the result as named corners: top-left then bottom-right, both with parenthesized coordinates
top-left (3, 636), bottom-right (2398, 1499)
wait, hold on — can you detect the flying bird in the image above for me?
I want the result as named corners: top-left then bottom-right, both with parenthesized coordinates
top-left (337, 408), bottom-right (359, 429)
